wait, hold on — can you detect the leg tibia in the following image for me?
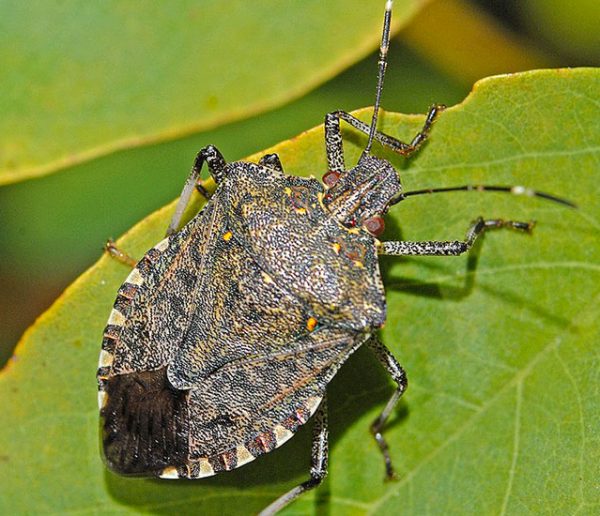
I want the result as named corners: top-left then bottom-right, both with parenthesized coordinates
top-left (259, 397), bottom-right (329, 516)
top-left (380, 216), bottom-right (535, 256)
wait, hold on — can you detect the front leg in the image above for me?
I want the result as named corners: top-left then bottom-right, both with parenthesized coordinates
top-left (324, 105), bottom-right (444, 175)
top-left (380, 217), bottom-right (535, 256)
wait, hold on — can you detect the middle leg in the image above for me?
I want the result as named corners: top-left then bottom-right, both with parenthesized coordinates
top-left (168, 145), bottom-right (227, 236)
top-left (380, 217), bottom-right (535, 256)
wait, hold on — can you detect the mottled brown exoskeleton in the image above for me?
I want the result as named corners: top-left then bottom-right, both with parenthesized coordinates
top-left (97, 1), bottom-right (575, 514)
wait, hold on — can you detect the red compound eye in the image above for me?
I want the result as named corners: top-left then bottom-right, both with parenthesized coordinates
top-left (363, 216), bottom-right (385, 236)
top-left (322, 170), bottom-right (340, 188)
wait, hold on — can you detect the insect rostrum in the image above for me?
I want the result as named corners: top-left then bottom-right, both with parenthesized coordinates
top-left (97, 1), bottom-right (574, 514)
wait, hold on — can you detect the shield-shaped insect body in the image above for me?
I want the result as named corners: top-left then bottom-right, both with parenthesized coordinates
top-left (98, 157), bottom-right (389, 474)
top-left (97, 1), bottom-right (575, 514)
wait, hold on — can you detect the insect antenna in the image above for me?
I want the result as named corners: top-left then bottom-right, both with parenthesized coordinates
top-left (392, 184), bottom-right (577, 208)
top-left (363, 0), bottom-right (393, 156)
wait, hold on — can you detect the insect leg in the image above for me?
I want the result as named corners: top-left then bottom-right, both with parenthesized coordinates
top-left (325, 104), bottom-right (444, 168)
top-left (167, 145), bottom-right (226, 235)
top-left (380, 217), bottom-right (535, 256)
top-left (104, 239), bottom-right (137, 268)
top-left (324, 111), bottom-right (347, 173)
top-left (399, 104), bottom-right (446, 157)
top-left (260, 396), bottom-right (329, 516)
top-left (325, 109), bottom-right (413, 172)
top-left (258, 153), bottom-right (285, 175)
top-left (366, 334), bottom-right (407, 480)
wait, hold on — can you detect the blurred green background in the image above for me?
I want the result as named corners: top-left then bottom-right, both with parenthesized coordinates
top-left (1, 0), bottom-right (598, 367)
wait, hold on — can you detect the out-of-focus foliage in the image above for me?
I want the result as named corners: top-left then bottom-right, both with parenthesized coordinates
top-left (519, 0), bottom-right (600, 62)
top-left (401, 0), bottom-right (555, 86)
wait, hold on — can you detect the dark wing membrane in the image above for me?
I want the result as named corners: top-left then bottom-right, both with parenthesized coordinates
top-left (181, 328), bottom-right (365, 479)
top-left (101, 366), bottom-right (189, 475)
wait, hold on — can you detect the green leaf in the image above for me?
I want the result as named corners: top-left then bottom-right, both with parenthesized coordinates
top-left (0, 0), bottom-right (425, 185)
top-left (1, 69), bottom-right (598, 514)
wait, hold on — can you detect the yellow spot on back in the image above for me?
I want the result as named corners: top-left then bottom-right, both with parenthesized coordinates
top-left (306, 317), bottom-right (318, 332)
top-left (262, 272), bottom-right (273, 284)
top-left (284, 187), bottom-right (292, 195)
top-left (223, 231), bottom-right (233, 241)
top-left (295, 207), bottom-right (307, 214)
top-left (332, 242), bottom-right (341, 254)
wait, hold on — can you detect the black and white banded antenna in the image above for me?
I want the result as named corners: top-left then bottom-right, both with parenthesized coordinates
top-left (364, 0), bottom-right (393, 156)
top-left (393, 184), bottom-right (577, 208)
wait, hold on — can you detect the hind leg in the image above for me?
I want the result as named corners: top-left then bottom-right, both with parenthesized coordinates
top-left (259, 396), bottom-right (329, 516)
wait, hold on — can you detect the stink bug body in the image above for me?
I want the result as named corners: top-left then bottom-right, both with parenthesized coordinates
top-left (97, 1), bottom-right (575, 514)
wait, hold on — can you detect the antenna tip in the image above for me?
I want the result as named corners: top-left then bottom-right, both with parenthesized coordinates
top-left (386, 0), bottom-right (393, 12)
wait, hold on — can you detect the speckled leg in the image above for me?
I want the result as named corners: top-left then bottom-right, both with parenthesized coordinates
top-left (258, 153), bottom-right (285, 175)
top-left (260, 396), bottom-right (329, 516)
top-left (167, 145), bottom-right (227, 236)
top-left (324, 104), bottom-right (444, 172)
top-left (366, 334), bottom-right (407, 480)
top-left (380, 217), bottom-right (535, 256)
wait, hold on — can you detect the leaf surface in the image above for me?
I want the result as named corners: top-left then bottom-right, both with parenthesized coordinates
top-left (0, 69), bottom-right (598, 515)
top-left (0, 0), bottom-right (424, 185)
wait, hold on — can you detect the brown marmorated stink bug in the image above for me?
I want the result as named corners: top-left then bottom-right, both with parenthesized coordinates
top-left (97, 1), bottom-right (575, 514)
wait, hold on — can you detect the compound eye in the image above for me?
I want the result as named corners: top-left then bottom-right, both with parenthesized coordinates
top-left (363, 215), bottom-right (385, 237)
top-left (322, 170), bottom-right (341, 188)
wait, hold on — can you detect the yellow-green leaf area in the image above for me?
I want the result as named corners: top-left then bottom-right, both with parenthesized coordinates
top-left (1, 69), bottom-right (598, 515)
top-left (0, 0), bottom-right (424, 185)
